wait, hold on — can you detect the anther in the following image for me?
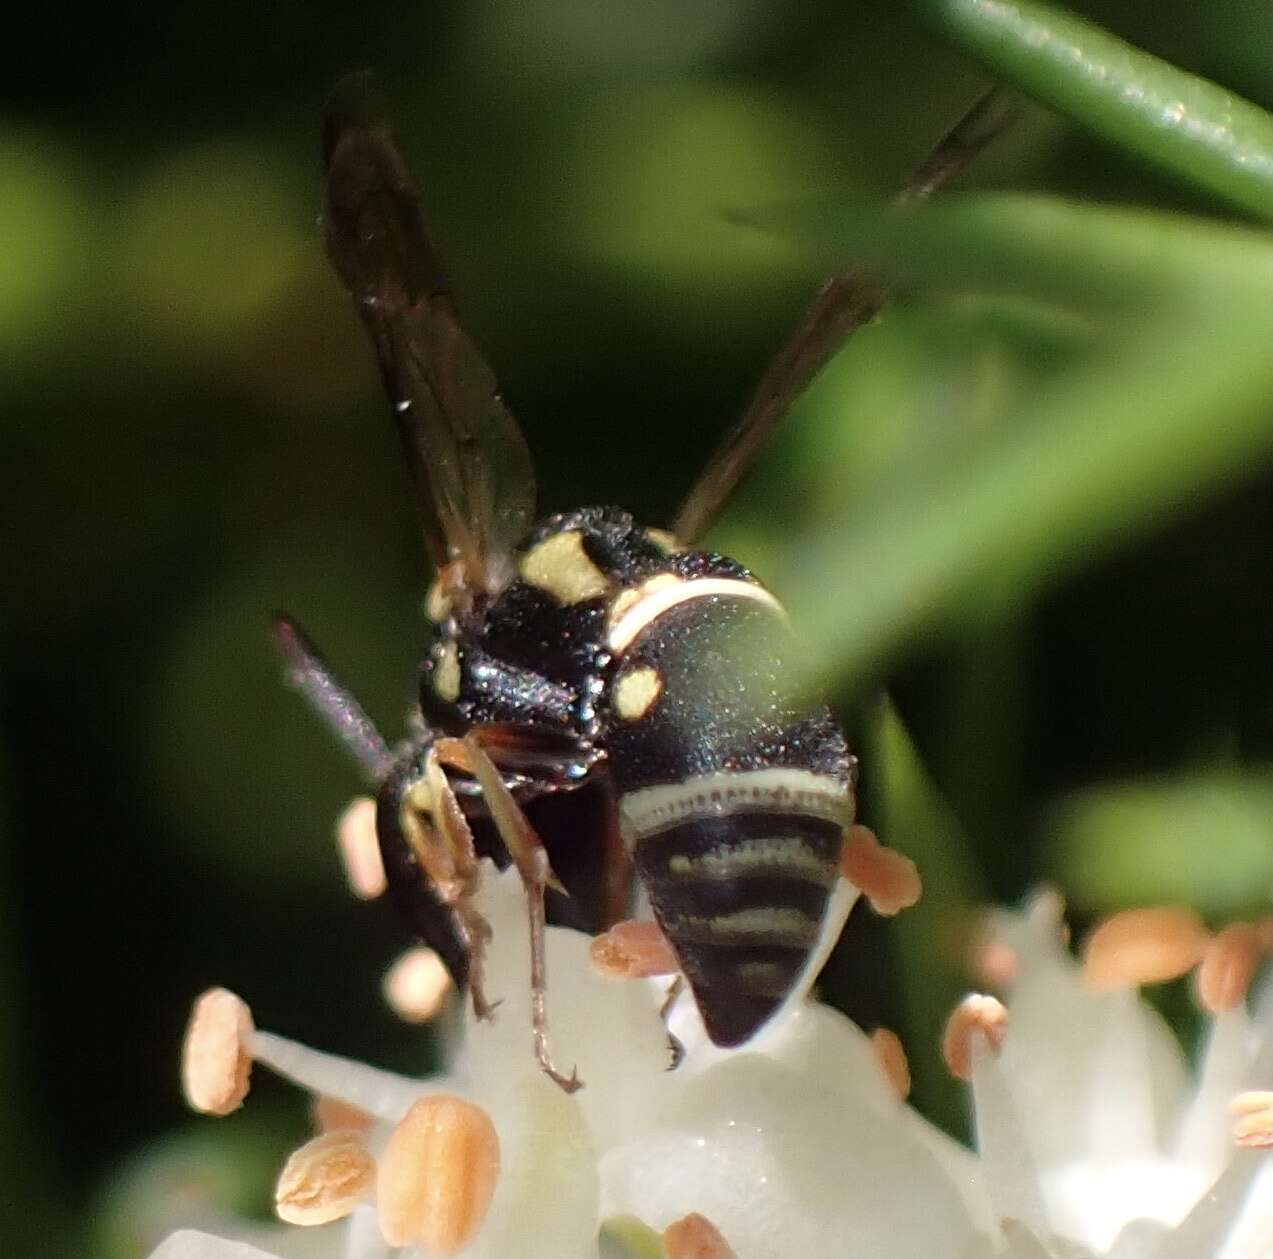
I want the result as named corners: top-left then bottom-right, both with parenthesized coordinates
top-left (275, 1130), bottom-right (376, 1226)
top-left (1194, 922), bottom-right (1261, 1014)
top-left (839, 824), bottom-right (921, 916)
top-left (181, 987), bottom-right (254, 1116)
top-left (1081, 906), bottom-right (1209, 991)
top-left (663, 1211), bottom-right (737, 1259)
top-left (383, 946), bottom-right (453, 1023)
top-left (1230, 1091), bottom-right (1273, 1149)
top-left (589, 921), bottom-right (679, 978)
top-left (337, 796), bottom-right (386, 900)
top-left (971, 933), bottom-right (1019, 988)
top-left (943, 993), bottom-right (1008, 1082)
top-left (377, 1094), bottom-right (501, 1254)
top-left (870, 1027), bottom-right (912, 1099)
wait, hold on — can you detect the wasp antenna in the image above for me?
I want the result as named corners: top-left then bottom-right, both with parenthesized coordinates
top-left (899, 86), bottom-right (1018, 205)
top-left (272, 614), bottom-right (393, 780)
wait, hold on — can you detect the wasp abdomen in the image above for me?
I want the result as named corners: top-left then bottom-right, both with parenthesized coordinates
top-left (602, 575), bottom-right (854, 1046)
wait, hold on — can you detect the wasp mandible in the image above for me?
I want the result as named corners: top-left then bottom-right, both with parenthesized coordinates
top-left (277, 75), bottom-right (1010, 1091)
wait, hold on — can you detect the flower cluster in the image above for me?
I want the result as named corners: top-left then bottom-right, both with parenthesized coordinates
top-left (158, 845), bottom-right (1273, 1258)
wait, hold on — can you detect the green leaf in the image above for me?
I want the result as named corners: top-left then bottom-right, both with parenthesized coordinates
top-left (730, 195), bottom-right (1273, 695)
top-left (913, 0), bottom-right (1273, 220)
top-left (1045, 771), bottom-right (1273, 915)
top-left (864, 697), bottom-right (988, 1136)
top-left (598, 1215), bottom-right (663, 1259)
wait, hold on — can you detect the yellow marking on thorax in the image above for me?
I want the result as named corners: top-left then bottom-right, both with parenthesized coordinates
top-left (433, 641), bottom-right (461, 703)
top-left (425, 579), bottom-right (452, 624)
top-left (613, 665), bottom-right (663, 721)
top-left (519, 530), bottom-right (611, 604)
top-left (607, 575), bottom-right (785, 654)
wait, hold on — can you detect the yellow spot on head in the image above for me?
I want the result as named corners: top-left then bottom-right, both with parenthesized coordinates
top-left (434, 641), bottom-right (461, 703)
top-left (519, 530), bottom-right (610, 604)
top-left (613, 665), bottom-right (663, 721)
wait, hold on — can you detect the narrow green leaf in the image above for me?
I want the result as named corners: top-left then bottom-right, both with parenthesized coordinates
top-left (865, 697), bottom-right (988, 1135)
top-left (746, 196), bottom-right (1273, 695)
top-left (913, 0), bottom-right (1273, 219)
top-left (598, 1215), bottom-right (663, 1259)
top-left (1046, 772), bottom-right (1273, 915)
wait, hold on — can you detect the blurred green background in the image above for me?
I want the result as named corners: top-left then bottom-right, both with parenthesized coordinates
top-left (2, 0), bottom-right (1271, 1253)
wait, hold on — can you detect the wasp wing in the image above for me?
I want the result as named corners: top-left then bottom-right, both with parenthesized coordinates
top-left (322, 75), bottom-right (536, 600)
top-left (673, 88), bottom-right (1015, 545)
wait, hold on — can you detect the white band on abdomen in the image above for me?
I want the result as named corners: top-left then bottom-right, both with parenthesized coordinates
top-left (619, 766), bottom-right (851, 843)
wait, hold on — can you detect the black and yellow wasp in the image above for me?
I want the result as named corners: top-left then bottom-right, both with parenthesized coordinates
top-left (277, 75), bottom-right (1008, 1089)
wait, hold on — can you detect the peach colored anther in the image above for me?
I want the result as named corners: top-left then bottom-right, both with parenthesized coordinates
top-left (870, 1027), bottom-right (912, 1100)
top-left (275, 1130), bottom-right (375, 1226)
top-left (972, 935), bottom-right (1019, 989)
top-left (377, 1094), bottom-right (500, 1254)
top-left (663, 1211), bottom-right (738, 1259)
top-left (589, 921), bottom-right (680, 978)
top-left (383, 946), bottom-right (453, 1023)
top-left (839, 825), bottom-right (921, 916)
top-left (181, 987), bottom-right (254, 1116)
top-left (1231, 1091), bottom-right (1273, 1149)
top-left (313, 1095), bottom-right (375, 1135)
top-left (1081, 905), bottom-right (1210, 991)
top-left (337, 796), bottom-right (387, 900)
top-left (1194, 922), bottom-right (1261, 1014)
top-left (943, 994), bottom-right (1008, 1082)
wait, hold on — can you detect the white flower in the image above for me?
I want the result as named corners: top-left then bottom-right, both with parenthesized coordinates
top-left (154, 869), bottom-right (1273, 1259)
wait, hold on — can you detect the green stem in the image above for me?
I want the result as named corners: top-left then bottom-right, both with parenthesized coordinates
top-left (914, 0), bottom-right (1273, 220)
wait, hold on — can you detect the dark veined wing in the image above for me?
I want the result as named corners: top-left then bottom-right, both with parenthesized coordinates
top-left (673, 88), bottom-right (1016, 545)
top-left (322, 74), bottom-right (536, 603)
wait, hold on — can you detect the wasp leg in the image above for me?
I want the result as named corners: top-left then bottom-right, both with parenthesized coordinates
top-left (661, 976), bottom-right (686, 1071)
top-left (457, 732), bottom-right (582, 1094)
top-left (400, 745), bottom-right (498, 1022)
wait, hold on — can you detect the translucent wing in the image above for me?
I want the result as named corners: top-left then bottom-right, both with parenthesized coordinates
top-left (322, 74), bottom-right (536, 603)
top-left (673, 88), bottom-right (1016, 544)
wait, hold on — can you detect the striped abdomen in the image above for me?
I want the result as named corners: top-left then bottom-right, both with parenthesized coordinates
top-left (602, 573), bottom-right (854, 1046)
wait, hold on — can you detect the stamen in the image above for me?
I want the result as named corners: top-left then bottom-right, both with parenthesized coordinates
top-left (181, 988), bottom-right (254, 1116)
top-left (971, 934), bottom-right (1018, 988)
top-left (274, 1130), bottom-right (375, 1226)
top-left (870, 1027), bottom-right (912, 1100)
top-left (248, 1030), bottom-right (423, 1122)
top-left (383, 946), bottom-right (453, 1023)
top-left (1081, 905), bottom-right (1209, 991)
top-left (377, 1094), bottom-right (500, 1253)
top-left (337, 796), bottom-right (387, 900)
top-left (1194, 922), bottom-right (1261, 1015)
top-left (312, 1095), bottom-right (375, 1135)
top-left (1230, 1090), bottom-right (1273, 1149)
top-left (590, 921), bottom-right (680, 978)
top-left (839, 825), bottom-right (921, 916)
top-left (662, 1211), bottom-right (738, 1259)
top-left (943, 994), bottom-right (1008, 1082)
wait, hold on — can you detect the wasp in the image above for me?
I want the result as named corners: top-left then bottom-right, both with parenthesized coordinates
top-left (277, 74), bottom-right (1009, 1090)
